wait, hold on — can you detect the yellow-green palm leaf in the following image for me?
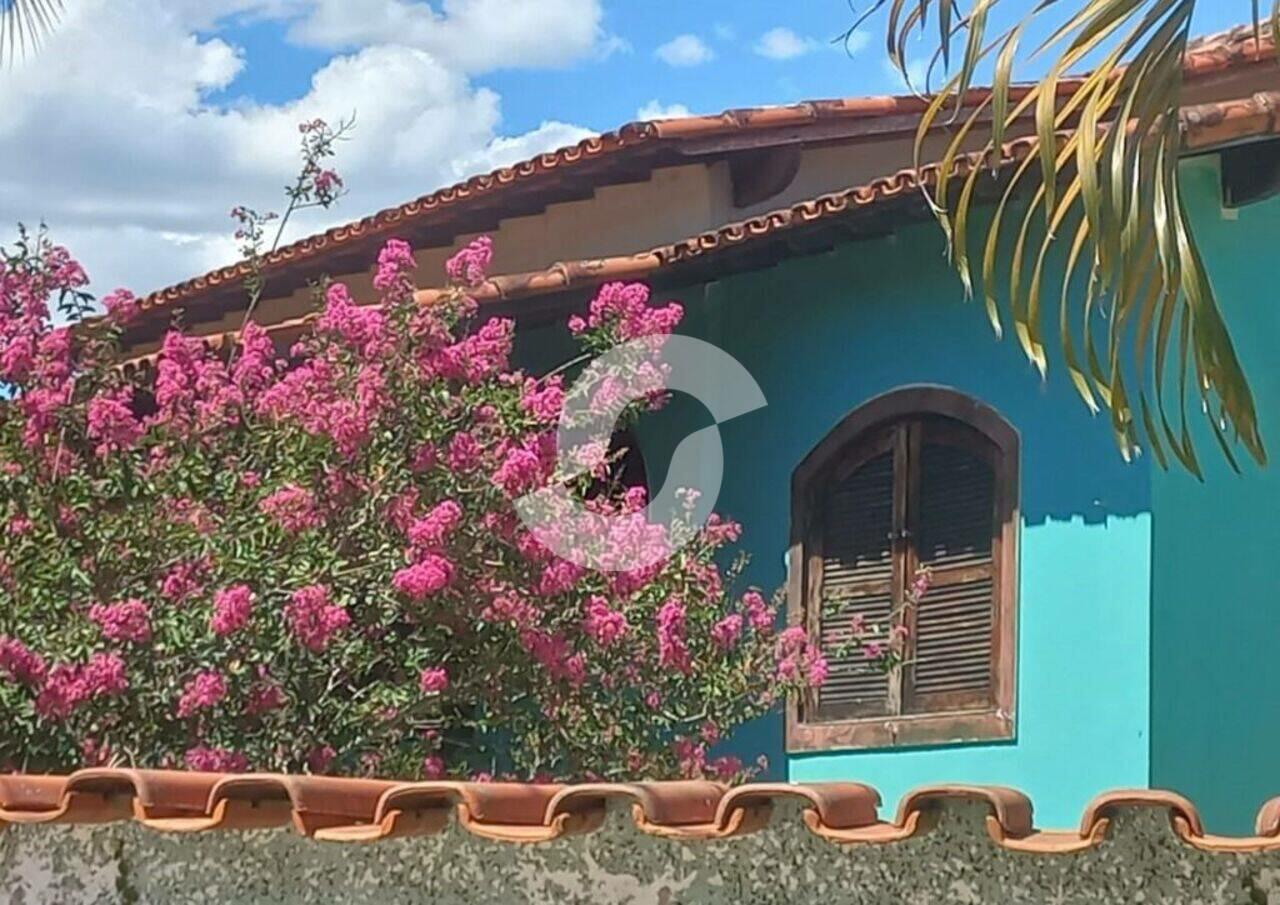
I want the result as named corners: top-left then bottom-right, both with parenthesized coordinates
top-left (848, 0), bottom-right (1278, 474)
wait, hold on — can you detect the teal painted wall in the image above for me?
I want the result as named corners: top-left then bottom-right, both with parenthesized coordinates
top-left (634, 211), bottom-right (1153, 828)
top-left (1150, 156), bottom-right (1280, 833)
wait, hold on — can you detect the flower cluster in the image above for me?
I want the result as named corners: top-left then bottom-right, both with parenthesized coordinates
top-left (88, 599), bottom-right (152, 644)
top-left (283, 585), bottom-right (350, 653)
top-left (0, 229), bottom-right (849, 781)
top-left (210, 585), bottom-right (254, 636)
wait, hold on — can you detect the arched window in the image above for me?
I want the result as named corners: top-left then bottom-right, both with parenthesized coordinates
top-left (786, 386), bottom-right (1019, 752)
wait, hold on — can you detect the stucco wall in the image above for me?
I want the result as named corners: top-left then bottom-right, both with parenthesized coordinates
top-left (1150, 156), bottom-right (1280, 833)
top-left (2, 800), bottom-right (1276, 904)
top-left (635, 206), bottom-right (1153, 828)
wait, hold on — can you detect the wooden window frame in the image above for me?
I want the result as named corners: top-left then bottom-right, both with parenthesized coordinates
top-left (786, 385), bottom-right (1020, 753)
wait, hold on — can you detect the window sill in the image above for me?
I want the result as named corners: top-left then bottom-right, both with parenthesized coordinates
top-left (786, 708), bottom-right (1014, 754)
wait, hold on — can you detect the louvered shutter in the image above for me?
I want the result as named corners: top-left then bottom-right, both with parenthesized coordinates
top-left (905, 424), bottom-right (998, 713)
top-left (813, 445), bottom-right (896, 720)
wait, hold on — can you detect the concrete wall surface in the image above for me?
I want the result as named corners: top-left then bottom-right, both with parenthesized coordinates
top-left (3, 799), bottom-right (1278, 904)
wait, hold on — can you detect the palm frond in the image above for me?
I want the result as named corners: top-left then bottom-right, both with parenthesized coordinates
top-left (855, 0), bottom-right (1277, 473)
top-left (0, 0), bottom-right (63, 65)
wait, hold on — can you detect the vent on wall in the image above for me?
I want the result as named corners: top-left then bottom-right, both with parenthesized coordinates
top-left (1221, 138), bottom-right (1280, 209)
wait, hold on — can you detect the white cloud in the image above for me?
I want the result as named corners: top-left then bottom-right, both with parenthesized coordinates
top-left (839, 29), bottom-right (870, 56)
top-left (287, 0), bottom-right (611, 73)
top-left (881, 57), bottom-right (930, 92)
top-left (0, 0), bottom-right (603, 297)
top-left (635, 100), bottom-right (692, 121)
top-left (448, 120), bottom-right (595, 178)
top-left (654, 34), bottom-right (713, 67)
top-left (753, 27), bottom-right (817, 61)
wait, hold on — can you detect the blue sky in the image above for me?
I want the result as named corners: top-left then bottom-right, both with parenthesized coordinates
top-left (204, 1), bottom-right (1250, 133)
top-left (0, 0), bottom-right (1256, 297)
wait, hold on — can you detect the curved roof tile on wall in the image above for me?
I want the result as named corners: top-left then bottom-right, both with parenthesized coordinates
top-left (4, 769), bottom-right (1280, 853)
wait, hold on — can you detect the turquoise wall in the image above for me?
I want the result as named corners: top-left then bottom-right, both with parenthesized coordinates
top-left (1150, 156), bottom-right (1280, 833)
top-left (636, 210), bottom-right (1153, 829)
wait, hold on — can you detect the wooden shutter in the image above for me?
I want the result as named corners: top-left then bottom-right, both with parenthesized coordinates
top-left (811, 437), bottom-right (896, 720)
top-left (903, 421), bottom-right (998, 714)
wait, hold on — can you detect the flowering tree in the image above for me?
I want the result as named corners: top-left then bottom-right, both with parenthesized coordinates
top-left (0, 226), bottom-right (836, 781)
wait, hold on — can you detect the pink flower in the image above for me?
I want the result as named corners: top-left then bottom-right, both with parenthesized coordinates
top-left (774, 626), bottom-right (828, 688)
top-left (418, 667), bottom-right (448, 694)
top-left (313, 169), bottom-right (342, 195)
top-left (255, 355), bottom-right (386, 457)
top-left (580, 281), bottom-right (684, 340)
top-left (259, 484), bottom-right (323, 534)
top-left (34, 665), bottom-right (87, 719)
top-left (7, 515), bottom-right (31, 536)
top-left (407, 500), bottom-right (463, 549)
top-left (672, 737), bottom-right (707, 777)
top-left (710, 613), bottom-right (743, 651)
top-left (445, 431), bottom-right (482, 471)
top-left (36, 653), bottom-right (128, 720)
top-left (160, 558), bottom-right (208, 603)
top-left (492, 440), bottom-right (549, 497)
top-left (102, 288), bottom-right (138, 325)
top-left (426, 318), bottom-right (514, 383)
top-left (537, 559), bottom-right (585, 596)
top-left (520, 376), bottom-right (565, 423)
top-left (231, 321), bottom-right (278, 395)
top-left (184, 745), bottom-right (249, 773)
top-left (707, 755), bottom-right (745, 780)
top-left (564, 653), bottom-right (587, 687)
top-left (623, 485), bottom-right (648, 512)
top-left (88, 598), bottom-right (151, 644)
top-left (284, 585), bottom-right (350, 652)
top-left (582, 596), bottom-right (629, 648)
top-left (176, 670), bottom-right (228, 718)
top-left (644, 690), bottom-right (662, 710)
top-left (307, 744), bottom-right (337, 774)
top-left (0, 636), bottom-right (46, 685)
top-left (244, 677), bottom-right (286, 716)
top-left (741, 590), bottom-right (774, 634)
top-left (444, 236), bottom-right (493, 288)
top-left (410, 443), bottom-right (438, 473)
top-left (151, 330), bottom-right (241, 434)
top-left (807, 653), bottom-right (830, 686)
top-left (702, 514), bottom-right (742, 546)
top-left (210, 585), bottom-right (254, 636)
top-left (392, 554), bottom-right (454, 601)
top-left (317, 283), bottom-right (390, 358)
top-left (81, 652), bottom-right (128, 697)
top-left (422, 755), bottom-right (445, 779)
top-left (656, 598), bottom-right (691, 674)
top-left (372, 238), bottom-right (417, 296)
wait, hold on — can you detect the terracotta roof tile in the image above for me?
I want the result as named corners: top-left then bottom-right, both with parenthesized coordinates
top-left (406, 88), bottom-right (1280, 310)
top-left (130, 23), bottom-right (1273, 327)
top-left (112, 86), bottom-right (1280, 376)
top-left (5, 769), bottom-right (1280, 854)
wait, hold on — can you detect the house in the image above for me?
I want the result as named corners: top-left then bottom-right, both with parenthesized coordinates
top-left (108, 25), bottom-right (1280, 835)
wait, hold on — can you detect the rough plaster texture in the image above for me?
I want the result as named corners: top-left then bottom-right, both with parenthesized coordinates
top-left (3, 801), bottom-right (1278, 904)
